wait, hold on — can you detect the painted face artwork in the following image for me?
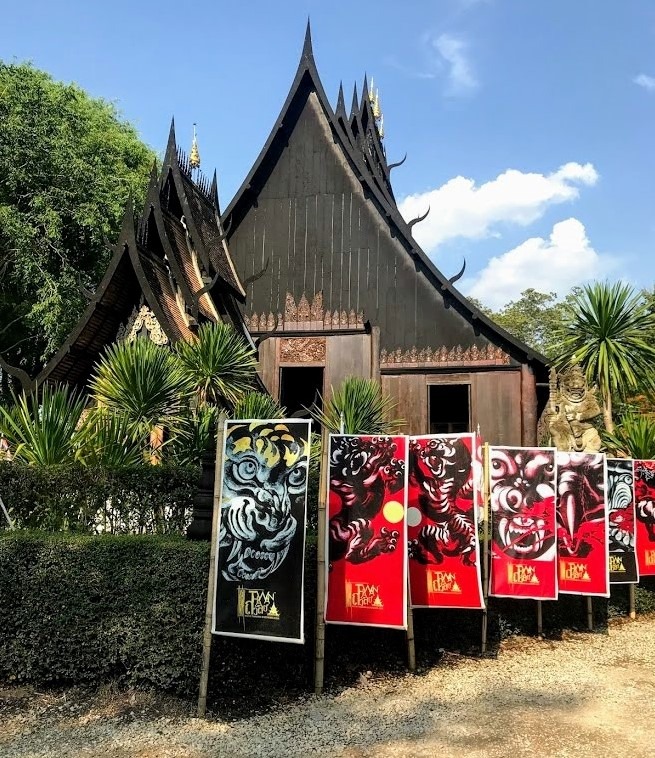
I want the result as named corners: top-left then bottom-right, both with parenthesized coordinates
top-left (491, 448), bottom-right (557, 560)
top-left (607, 459), bottom-right (638, 584)
top-left (219, 421), bottom-right (309, 581)
top-left (633, 460), bottom-right (655, 577)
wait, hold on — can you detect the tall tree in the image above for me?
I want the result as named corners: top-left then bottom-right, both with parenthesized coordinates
top-left (555, 281), bottom-right (655, 433)
top-left (0, 63), bottom-right (155, 375)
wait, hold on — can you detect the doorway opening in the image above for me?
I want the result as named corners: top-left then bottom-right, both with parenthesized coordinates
top-left (279, 367), bottom-right (324, 418)
top-left (429, 384), bottom-right (470, 434)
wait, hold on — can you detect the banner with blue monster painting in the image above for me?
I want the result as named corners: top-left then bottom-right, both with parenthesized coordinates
top-left (212, 419), bottom-right (311, 644)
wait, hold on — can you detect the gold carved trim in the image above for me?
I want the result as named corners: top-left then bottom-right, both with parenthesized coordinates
top-left (245, 291), bottom-right (364, 332)
top-left (380, 344), bottom-right (511, 368)
top-left (280, 337), bottom-right (326, 363)
top-left (116, 305), bottom-right (169, 346)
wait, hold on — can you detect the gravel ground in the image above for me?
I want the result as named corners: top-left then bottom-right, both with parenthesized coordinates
top-left (2, 615), bottom-right (654, 758)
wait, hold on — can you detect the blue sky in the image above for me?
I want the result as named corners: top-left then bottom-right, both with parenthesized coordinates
top-left (3, 0), bottom-right (655, 308)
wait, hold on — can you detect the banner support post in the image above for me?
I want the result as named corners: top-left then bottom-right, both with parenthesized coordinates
top-left (406, 578), bottom-right (416, 672)
top-left (197, 412), bottom-right (227, 719)
top-left (586, 596), bottom-right (593, 631)
top-left (629, 584), bottom-right (636, 619)
top-left (481, 441), bottom-right (490, 654)
top-left (536, 601), bottom-right (543, 636)
top-left (314, 426), bottom-right (330, 696)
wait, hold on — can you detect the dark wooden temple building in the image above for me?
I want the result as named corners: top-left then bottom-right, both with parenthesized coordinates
top-left (222, 24), bottom-right (549, 444)
top-left (32, 124), bottom-right (252, 390)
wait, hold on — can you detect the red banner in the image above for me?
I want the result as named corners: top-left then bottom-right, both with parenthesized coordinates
top-left (556, 452), bottom-right (609, 597)
top-left (633, 460), bottom-right (655, 576)
top-left (407, 434), bottom-right (484, 609)
top-left (325, 435), bottom-right (407, 629)
top-left (489, 447), bottom-right (558, 600)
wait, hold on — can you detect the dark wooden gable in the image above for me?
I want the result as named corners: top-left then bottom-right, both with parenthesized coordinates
top-left (223, 24), bottom-right (549, 378)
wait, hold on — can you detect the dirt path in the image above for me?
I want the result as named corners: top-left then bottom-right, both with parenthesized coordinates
top-left (2, 616), bottom-right (654, 757)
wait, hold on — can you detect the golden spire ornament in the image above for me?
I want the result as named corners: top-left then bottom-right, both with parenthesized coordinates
top-left (372, 89), bottom-right (381, 119)
top-left (189, 123), bottom-right (201, 170)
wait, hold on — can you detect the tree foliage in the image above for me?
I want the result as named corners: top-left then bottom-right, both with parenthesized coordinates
top-left (0, 62), bottom-right (155, 374)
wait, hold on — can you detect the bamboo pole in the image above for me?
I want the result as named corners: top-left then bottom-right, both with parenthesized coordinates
top-left (481, 442), bottom-right (490, 654)
top-left (586, 596), bottom-right (593, 631)
top-left (314, 426), bottom-right (330, 695)
top-left (406, 577), bottom-right (416, 672)
top-left (197, 413), bottom-right (227, 719)
top-left (629, 584), bottom-right (636, 620)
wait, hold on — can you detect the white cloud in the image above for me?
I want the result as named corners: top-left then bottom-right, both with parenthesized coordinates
top-left (634, 73), bottom-right (655, 91)
top-left (431, 33), bottom-right (478, 96)
top-left (399, 162), bottom-right (599, 252)
top-left (464, 218), bottom-right (612, 309)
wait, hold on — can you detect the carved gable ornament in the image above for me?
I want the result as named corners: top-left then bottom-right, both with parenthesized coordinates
top-left (116, 305), bottom-right (169, 346)
top-left (245, 291), bottom-right (364, 333)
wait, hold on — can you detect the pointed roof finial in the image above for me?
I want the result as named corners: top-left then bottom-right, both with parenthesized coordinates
top-left (189, 123), bottom-right (201, 170)
top-left (302, 17), bottom-right (313, 59)
top-left (369, 76), bottom-right (375, 102)
top-left (378, 113), bottom-right (384, 140)
top-left (350, 82), bottom-right (359, 119)
top-left (336, 82), bottom-right (346, 115)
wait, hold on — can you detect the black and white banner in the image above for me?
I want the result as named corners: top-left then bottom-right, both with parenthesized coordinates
top-left (212, 419), bottom-right (311, 643)
top-left (607, 458), bottom-right (639, 584)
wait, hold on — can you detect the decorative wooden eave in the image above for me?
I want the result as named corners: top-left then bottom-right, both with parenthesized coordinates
top-left (162, 121), bottom-right (246, 300)
top-left (380, 344), bottom-right (513, 372)
top-left (244, 291), bottom-right (365, 334)
top-left (358, 76), bottom-right (395, 204)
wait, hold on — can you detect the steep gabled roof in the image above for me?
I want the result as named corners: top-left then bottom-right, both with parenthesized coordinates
top-left (223, 22), bottom-right (549, 375)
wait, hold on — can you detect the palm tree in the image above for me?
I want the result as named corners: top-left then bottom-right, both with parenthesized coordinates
top-left (174, 323), bottom-right (258, 409)
top-left (555, 281), bottom-right (655, 433)
top-left (309, 376), bottom-right (402, 435)
top-left (89, 338), bottom-right (193, 453)
top-left (0, 384), bottom-right (87, 466)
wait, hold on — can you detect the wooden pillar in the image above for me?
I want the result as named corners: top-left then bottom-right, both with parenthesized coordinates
top-left (520, 364), bottom-right (538, 446)
top-left (370, 326), bottom-right (381, 384)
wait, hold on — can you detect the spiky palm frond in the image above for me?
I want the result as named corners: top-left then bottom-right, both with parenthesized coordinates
top-left (231, 391), bottom-right (285, 420)
top-left (165, 405), bottom-right (219, 467)
top-left (603, 412), bottom-right (655, 460)
top-left (89, 338), bottom-right (193, 439)
top-left (556, 282), bottom-right (655, 401)
top-left (0, 384), bottom-right (87, 466)
top-left (76, 408), bottom-right (144, 468)
top-left (174, 323), bottom-right (258, 408)
top-left (309, 376), bottom-right (402, 435)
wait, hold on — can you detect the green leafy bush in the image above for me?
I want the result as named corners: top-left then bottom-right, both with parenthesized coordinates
top-left (0, 462), bottom-right (198, 533)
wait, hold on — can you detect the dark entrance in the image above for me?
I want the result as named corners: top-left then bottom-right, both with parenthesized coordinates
top-left (429, 384), bottom-right (470, 434)
top-left (279, 367), bottom-right (324, 418)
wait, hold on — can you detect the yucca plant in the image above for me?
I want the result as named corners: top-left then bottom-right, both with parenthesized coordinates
top-left (76, 408), bottom-right (144, 468)
top-left (231, 391), bottom-right (285, 420)
top-left (0, 384), bottom-right (87, 466)
top-left (555, 281), bottom-right (655, 433)
top-left (603, 411), bottom-right (655, 460)
top-left (166, 405), bottom-right (219, 467)
top-left (174, 323), bottom-right (258, 408)
top-left (89, 338), bottom-right (193, 444)
top-left (309, 376), bottom-right (402, 434)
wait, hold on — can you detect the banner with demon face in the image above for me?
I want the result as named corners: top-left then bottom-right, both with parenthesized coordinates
top-left (489, 447), bottom-right (558, 600)
top-left (634, 460), bottom-right (655, 576)
top-left (556, 452), bottom-right (609, 597)
top-left (325, 435), bottom-right (408, 629)
top-left (407, 434), bottom-right (484, 609)
top-left (212, 419), bottom-right (311, 643)
top-left (607, 459), bottom-right (638, 584)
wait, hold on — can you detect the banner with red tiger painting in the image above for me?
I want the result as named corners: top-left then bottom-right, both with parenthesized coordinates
top-left (556, 452), bottom-right (609, 597)
top-left (407, 434), bottom-right (484, 609)
top-left (325, 435), bottom-right (408, 629)
top-left (489, 446), bottom-right (558, 600)
top-left (633, 460), bottom-right (655, 576)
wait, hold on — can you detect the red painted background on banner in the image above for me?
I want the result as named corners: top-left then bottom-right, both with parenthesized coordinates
top-left (325, 435), bottom-right (407, 629)
top-left (556, 453), bottom-right (609, 597)
top-left (407, 434), bottom-right (484, 609)
top-left (489, 447), bottom-right (558, 601)
top-left (634, 460), bottom-right (655, 577)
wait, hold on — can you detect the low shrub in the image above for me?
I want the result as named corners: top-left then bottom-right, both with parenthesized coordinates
top-left (0, 462), bottom-right (198, 533)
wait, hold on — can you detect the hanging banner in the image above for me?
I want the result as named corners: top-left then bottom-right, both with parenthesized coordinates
top-left (633, 459), bottom-right (655, 577)
top-left (607, 458), bottom-right (638, 584)
top-left (325, 435), bottom-right (408, 629)
top-left (556, 452), bottom-right (609, 597)
top-left (212, 419), bottom-right (311, 644)
top-left (489, 446), bottom-right (558, 600)
top-left (407, 434), bottom-right (484, 609)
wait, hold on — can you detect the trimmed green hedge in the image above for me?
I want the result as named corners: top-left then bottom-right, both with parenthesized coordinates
top-left (0, 462), bottom-right (198, 533)
top-left (2, 531), bottom-right (655, 707)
